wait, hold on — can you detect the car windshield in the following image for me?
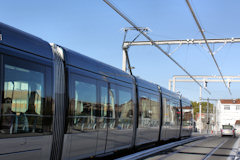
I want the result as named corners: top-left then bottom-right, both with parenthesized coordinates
top-left (223, 125), bottom-right (233, 129)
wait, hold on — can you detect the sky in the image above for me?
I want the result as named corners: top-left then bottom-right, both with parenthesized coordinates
top-left (1, 0), bottom-right (240, 102)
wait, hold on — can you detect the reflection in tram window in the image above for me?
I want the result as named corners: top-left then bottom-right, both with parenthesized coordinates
top-left (162, 97), bottom-right (168, 126)
top-left (165, 98), bottom-right (171, 125)
top-left (98, 85), bottom-right (108, 129)
top-left (163, 97), bottom-right (179, 127)
top-left (182, 103), bottom-right (193, 127)
top-left (117, 87), bottom-right (133, 129)
top-left (0, 62), bottom-right (51, 137)
top-left (70, 78), bottom-right (97, 133)
top-left (139, 93), bottom-right (150, 128)
top-left (150, 95), bottom-right (160, 127)
top-left (107, 86), bottom-right (116, 129)
top-left (139, 92), bottom-right (160, 128)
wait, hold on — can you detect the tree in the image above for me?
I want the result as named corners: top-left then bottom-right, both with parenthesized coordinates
top-left (191, 101), bottom-right (214, 120)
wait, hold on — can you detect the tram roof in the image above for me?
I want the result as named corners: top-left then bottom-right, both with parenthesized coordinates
top-left (63, 47), bottom-right (133, 84)
top-left (0, 22), bottom-right (52, 59)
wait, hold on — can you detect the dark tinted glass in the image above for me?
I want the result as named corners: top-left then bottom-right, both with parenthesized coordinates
top-left (223, 125), bottom-right (233, 129)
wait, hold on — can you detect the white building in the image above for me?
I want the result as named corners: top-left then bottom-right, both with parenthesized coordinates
top-left (216, 99), bottom-right (240, 131)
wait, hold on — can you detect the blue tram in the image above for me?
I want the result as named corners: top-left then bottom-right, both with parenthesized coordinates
top-left (0, 22), bottom-right (192, 160)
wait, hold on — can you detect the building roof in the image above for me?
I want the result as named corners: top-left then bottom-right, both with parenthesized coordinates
top-left (235, 120), bottom-right (240, 125)
top-left (182, 106), bottom-right (192, 109)
top-left (220, 99), bottom-right (240, 104)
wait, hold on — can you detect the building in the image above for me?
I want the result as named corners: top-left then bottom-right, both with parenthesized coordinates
top-left (216, 99), bottom-right (240, 131)
top-left (195, 113), bottom-right (215, 133)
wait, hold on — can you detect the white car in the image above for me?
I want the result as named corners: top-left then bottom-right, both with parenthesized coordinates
top-left (221, 125), bottom-right (236, 137)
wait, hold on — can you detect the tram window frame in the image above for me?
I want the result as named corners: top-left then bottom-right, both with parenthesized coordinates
top-left (0, 55), bottom-right (53, 138)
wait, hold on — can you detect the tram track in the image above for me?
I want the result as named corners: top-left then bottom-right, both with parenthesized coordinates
top-left (116, 136), bottom-right (239, 160)
top-left (116, 136), bottom-right (206, 160)
top-left (203, 139), bottom-right (228, 160)
top-left (144, 136), bottom-right (239, 160)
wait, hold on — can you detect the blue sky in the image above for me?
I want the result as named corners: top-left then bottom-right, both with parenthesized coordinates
top-left (1, 0), bottom-right (240, 102)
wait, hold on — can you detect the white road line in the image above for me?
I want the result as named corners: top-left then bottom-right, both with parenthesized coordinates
top-left (203, 138), bottom-right (228, 160)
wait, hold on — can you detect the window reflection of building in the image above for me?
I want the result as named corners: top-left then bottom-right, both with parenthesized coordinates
top-left (0, 62), bottom-right (51, 136)
top-left (139, 93), bottom-right (160, 128)
top-left (182, 104), bottom-right (193, 128)
top-left (70, 77), bottom-right (134, 132)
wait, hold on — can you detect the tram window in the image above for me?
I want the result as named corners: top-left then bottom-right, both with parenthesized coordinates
top-left (139, 92), bottom-right (151, 128)
top-left (100, 85), bottom-right (108, 118)
top-left (106, 86), bottom-right (116, 129)
top-left (175, 102), bottom-right (181, 125)
top-left (164, 97), bottom-right (171, 126)
top-left (0, 58), bottom-right (52, 137)
top-left (69, 76), bottom-right (97, 133)
top-left (182, 103), bottom-right (192, 127)
top-left (109, 87), bottom-right (116, 119)
top-left (169, 100), bottom-right (177, 126)
top-left (117, 87), bottom-right (133, 129)
top-left (162, 97), bottom-right (167, 125)
top-left (150, 95), bottom-right (160, 127)
top-left (97, 84), bottom-right (108, 129)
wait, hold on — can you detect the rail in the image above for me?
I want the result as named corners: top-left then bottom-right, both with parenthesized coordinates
top-left (116, 136), bottom-right (206, 160)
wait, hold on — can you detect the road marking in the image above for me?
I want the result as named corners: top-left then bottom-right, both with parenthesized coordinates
top-left (203, 138), bottom-right (228, 160)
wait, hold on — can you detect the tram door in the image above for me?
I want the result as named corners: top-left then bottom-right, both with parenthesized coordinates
top-left (105, 84), bottom-right (133, 153)
top-left (67, 75), bottom-right (98, 159)
top-left (97, 82), bottom-right (133, 153)
top-left (95, 82), bottom-right (108, 154)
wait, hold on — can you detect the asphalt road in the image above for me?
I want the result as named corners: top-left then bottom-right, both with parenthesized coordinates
top-left (144, 136), bottom-right (240, 160)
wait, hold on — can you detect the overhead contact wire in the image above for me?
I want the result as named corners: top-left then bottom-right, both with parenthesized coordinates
top-left (186, 0), bottom-right (231, 95)
top-left (103, 0), bottom-right (211, 95)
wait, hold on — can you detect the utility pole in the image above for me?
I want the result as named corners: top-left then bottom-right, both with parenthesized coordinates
top-left (207, 98), bottom-right (209, 134)
top-left (122, 47), bottom-right (128, 72)
top-left (201, 98), bottom-right (218, 135)
top-left (122, 27), bottom-right (149, 73)
top-left (199, 86), bottom-right (202, 134)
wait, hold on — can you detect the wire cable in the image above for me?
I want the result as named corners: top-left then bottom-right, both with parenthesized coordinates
top-left (186, 0), bottom-right (231, 95)
top-left (103, 0), bottom-right (211, 95)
